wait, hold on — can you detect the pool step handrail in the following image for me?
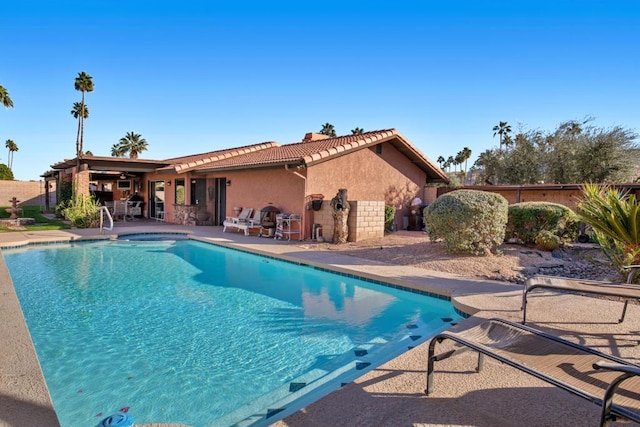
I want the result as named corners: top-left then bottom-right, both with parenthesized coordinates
top-left (100, 206), bottom-right (113, 233)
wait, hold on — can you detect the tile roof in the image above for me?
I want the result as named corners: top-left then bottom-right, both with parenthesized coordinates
top-left (49, 129), bottom-right (448, 182)
top-left (189, 129), bottom-right (448, 181)
top-left (160, 141), bottom-right (279, 174)
top-left (187, 129), bottom-right (394, 171)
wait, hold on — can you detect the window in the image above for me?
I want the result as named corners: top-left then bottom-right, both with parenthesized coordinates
top-left (175, 179), bottom-right (185, 204)
top-left (117, 180), bottom-right (131, 190)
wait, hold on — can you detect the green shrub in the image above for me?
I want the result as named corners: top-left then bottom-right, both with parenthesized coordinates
top-left (505, 202), bottom-right (579, 245)
top-left (535, 230), bottom-right (560, 251)
top-left (55, 181), bottom-right (73, 218)
top-left (61, 194), bottom-right (101, 228)
top-left (384, 205), bottom-right (396, 232)
top-left (424, 189), bottom-right (508, 255)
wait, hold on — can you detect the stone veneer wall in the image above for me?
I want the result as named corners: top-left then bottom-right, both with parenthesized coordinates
top-left (173, 204), bottom-right (198, 225)
top-left (311, 200), bottom-right (385, 243)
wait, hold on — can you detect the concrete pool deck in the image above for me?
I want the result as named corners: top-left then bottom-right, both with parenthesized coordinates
top-left (0, 223), bottom-right (638, 426)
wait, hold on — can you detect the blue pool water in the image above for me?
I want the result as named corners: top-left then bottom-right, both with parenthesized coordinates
top-left (3, 239), bottom-right (463, 427)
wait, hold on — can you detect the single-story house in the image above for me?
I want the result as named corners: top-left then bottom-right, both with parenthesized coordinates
top-left (47, 129), bottom-right (448, 241)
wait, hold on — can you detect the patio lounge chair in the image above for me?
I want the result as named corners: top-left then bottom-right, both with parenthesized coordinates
top-left (522, 268), bottom-right (640, 325)
top-left (222, 208), bottom-right (254, 234)
top-left (425, 318), bottom-right (640, 426)
top-left (226, 209), bottom-right (262, 236)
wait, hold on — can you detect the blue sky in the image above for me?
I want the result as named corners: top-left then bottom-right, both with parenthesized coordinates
top-left (1, 1), bottom-right (639, 180)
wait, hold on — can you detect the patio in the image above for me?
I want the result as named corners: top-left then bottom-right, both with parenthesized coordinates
top-left (0, 223), bottom-right (637, 426)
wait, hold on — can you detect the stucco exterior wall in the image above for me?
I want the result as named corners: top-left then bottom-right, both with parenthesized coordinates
top-left (144, 169), bottom-right (306, 227)
top-left (220, 167), bottom-right (306, 218)
top-left (306, 143), bottom-right (427, 227)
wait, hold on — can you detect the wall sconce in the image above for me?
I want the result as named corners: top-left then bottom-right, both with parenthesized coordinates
top-left (226, 180), bottom-right (232, 186)
top-left (167, 181), bottom-right (171, 186)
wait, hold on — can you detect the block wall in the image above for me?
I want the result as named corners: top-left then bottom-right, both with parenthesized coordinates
top-left (0, 180), bottom-right (57, 207)
top-left (310, 200), bottom-right (385, 243)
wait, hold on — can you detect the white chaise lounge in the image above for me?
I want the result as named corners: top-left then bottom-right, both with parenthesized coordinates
top-left (223, 208), bottom-right (261, 236)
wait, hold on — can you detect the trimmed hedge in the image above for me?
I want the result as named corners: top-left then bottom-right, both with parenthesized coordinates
top-left (505, 201), bottom-right (579, 245)
top-left (424, 189), bottom-right (508, 255)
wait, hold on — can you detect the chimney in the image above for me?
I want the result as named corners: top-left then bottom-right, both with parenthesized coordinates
top-left (303, 132), bottom-right (331, 142)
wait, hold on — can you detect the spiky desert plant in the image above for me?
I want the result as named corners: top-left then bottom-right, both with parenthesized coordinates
top-left (576, 183), bottom-right (640, 277)
top-left (534, 230), bottom-right (560, 251)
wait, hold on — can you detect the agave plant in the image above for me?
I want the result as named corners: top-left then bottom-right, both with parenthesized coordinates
top-left (576, 183), bottom-right (640, 278)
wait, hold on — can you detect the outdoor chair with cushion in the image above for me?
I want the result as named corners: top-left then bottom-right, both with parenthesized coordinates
top-left (425, 318), bottom-right (640, 426)
top-left (125, 201), bottom-right (142, 220)
top-left (223, 208), bottom-right (254, 234)
top-left (229, 209), bottom-right (262, 236)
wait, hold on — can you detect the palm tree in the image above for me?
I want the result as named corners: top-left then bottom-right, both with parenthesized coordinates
top-left (436, 156), bottom-right (446, 169)
top-left (493, 121), bottom-right (512, 151)
top-left (320, 123), bottom-right (336, 137)
top-left (459, 147), bottom-right (472, 183)
top-left (461, 147), bottom-right (472, 172)
top-left (447, 155), bottom-right (455, 173)
top-left (0, 85), bottom-right (13, 108)
top-left (74, 72), bottom-right (94, 158)
top-left (351, 127), bottom-right (364, 135)
top-left (111, 143), bottom-right (127, 157)
top-left (71, 102), bottom-right (89, 155)
top-left (502, 134), bottom-right (514, 150)
top-left (5, 139), bottom-right (18, 171)
top-left (118, 131), bottom-right (148, 159)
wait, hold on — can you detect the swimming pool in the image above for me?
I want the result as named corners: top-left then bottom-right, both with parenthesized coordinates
top-left (3, 239), bottom-right (463, 426)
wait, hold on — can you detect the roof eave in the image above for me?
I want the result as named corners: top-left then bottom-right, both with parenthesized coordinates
top-left (193, 160), bottom-right (304, 174)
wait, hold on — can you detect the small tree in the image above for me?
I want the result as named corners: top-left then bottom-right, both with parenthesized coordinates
top-left (384, 205), bottom-right (396, 232)
top-left (0, 163), bottom-right (14, 180)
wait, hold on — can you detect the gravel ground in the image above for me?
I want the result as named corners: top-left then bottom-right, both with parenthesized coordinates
top-left (306, 230), bottom-right (620, 284)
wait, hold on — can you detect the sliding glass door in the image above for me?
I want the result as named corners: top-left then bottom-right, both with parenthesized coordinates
top-left (148, 180), bottom-right (165, 219)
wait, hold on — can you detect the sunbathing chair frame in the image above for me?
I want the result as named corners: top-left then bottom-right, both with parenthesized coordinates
top-left (426, 318), bottom-right (640, 426)
top-left (522, 266), bottom-right (640, 325)
top-left (223, 208), bottom-right (260, 236)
